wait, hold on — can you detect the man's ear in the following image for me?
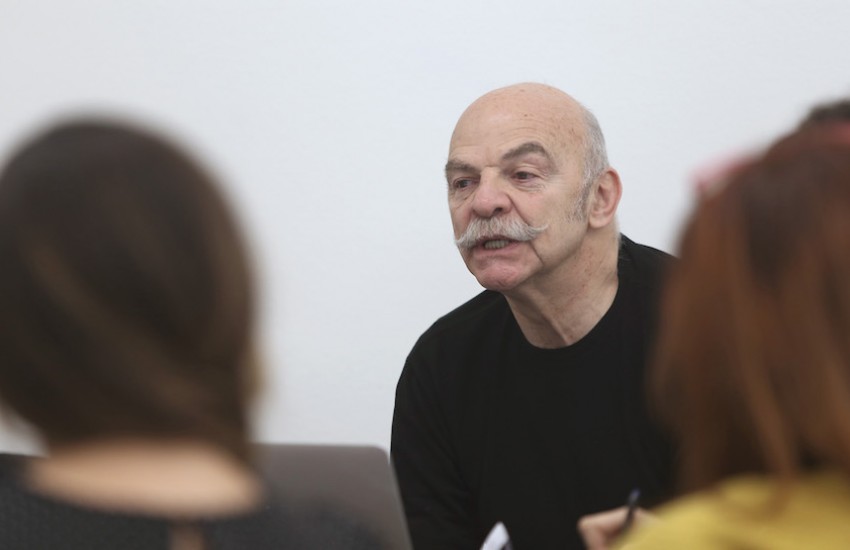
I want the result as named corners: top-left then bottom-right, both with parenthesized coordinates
top-left (587, 168), bottom-right (622, 228)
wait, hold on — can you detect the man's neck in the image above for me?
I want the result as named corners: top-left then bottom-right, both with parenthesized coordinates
top-left (505, 232), bottom-right (620, 349)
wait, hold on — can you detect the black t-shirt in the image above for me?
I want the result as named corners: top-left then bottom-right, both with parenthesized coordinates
top-left (391, 236), bottom-right (674, 550)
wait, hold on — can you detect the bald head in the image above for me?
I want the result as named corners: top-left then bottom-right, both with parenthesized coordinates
top-left (451, 83), bottom-right (609, 196)
top-left (452, 84), bottom-right (582, 140)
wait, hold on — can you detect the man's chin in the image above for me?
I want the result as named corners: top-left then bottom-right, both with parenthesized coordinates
top-left (474, 273), bottom-right (525, 293)
top-left (465, 258), bottom-right (532, 293)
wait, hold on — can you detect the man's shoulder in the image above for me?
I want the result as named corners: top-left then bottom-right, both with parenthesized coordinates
top-left (620, 235), bottom-right (674, 269)
top-left (399, 290), bottom-right (509, 394)
top-left (619, 235), bottom-right (675, 289)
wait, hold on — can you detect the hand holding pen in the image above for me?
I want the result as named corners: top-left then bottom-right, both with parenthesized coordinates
top-left (576, 489), bottom-right (657, 550)
top-left (621, 488), bottom-right (641, 534)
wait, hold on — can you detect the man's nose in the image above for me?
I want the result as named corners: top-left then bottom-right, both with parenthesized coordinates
top-left (471, 172), bottom-right (511, 218)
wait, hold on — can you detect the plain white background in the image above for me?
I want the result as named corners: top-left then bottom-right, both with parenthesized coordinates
top-left (1, 0), bottom-right (849, 453)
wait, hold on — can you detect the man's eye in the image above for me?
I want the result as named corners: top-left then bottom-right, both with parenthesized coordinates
top-left (514, 171), bottom-right (536, 181)
top-left (452, 178), bottom-right (475, 190)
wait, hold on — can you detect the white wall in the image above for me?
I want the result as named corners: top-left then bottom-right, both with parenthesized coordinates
top-left (1, 0), bottom-right (849, 452)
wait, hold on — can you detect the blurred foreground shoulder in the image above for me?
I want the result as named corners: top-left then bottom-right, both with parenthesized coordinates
top-left (619, 472), bottom-right (850, 550)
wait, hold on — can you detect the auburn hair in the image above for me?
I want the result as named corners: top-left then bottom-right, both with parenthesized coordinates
top-left (653, 127), bottom-right (850, 493)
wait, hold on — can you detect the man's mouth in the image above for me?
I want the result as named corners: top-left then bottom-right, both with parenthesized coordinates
top-left (481, 239), bottom-right (512, 250)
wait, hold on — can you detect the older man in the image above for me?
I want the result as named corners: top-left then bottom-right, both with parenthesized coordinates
top-left (391, 83), bottom-right (673, 550)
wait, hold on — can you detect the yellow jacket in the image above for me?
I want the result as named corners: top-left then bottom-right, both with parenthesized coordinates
top-left (619, 471), bottom-right (850, 549)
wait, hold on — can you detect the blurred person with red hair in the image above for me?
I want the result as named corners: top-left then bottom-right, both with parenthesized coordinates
top-left (614, 125), bottom-right (850, 548)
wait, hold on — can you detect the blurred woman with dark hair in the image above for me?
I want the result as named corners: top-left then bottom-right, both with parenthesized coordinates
top-left (618, 127), bottom-right (850, 548)
top-left (0, 119), bottom-right (369, 549)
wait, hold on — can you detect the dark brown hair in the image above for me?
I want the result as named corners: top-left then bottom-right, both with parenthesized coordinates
top-left (653, 127), bottom-right (850, 493)
top-left (799, 98), bottom-right (850, 129)
top-left (0, 119), bottom-right (256, 461)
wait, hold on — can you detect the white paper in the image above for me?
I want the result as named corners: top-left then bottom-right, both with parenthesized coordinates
top-left (481, 522), bottom-right (511, 550)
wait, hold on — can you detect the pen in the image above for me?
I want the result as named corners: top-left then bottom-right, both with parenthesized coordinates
top-left (621, 488), bottom-right (641, 534)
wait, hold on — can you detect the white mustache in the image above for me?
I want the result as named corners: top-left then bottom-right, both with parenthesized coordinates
top-left (455, 217), bottom-right (547, 249)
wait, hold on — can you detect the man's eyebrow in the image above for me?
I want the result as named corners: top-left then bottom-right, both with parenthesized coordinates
top-left (444, 159), bottom-right (478, 177)
top-left (501, 141), bottom-right (554, 164)
top-left (444, 142), bottom-right (554, 178)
